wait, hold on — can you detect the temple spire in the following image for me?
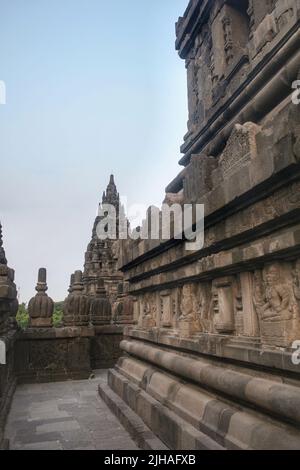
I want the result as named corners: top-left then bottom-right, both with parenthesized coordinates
top-left (102, 174), bottom-right (120, 207)
top-left (0, 221), bottom-right (7, 265)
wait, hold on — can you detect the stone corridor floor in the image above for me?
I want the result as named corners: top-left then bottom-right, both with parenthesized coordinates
top-left (4, 371), bottom-right (139, 450)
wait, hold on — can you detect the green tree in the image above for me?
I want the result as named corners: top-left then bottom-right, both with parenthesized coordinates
top-left (16, 303), bottom-right (29, 329)
top-left (53, 301), bottom-right (64, 327)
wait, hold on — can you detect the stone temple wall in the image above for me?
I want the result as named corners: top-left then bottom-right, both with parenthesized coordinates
top-left (100, 0), bottom-right (300, 450)
top-left (0, 223), bottom-right (18, 449)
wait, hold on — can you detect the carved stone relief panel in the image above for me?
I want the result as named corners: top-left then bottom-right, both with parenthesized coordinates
top-left (218, 122), bottom-right (260, 179)
top-left (211, 3), bottom-right (249, 82)
top-left (186, 27), bottom-right (214, 135)
top-left (178, 283), bottom-right (202, 337)
top-left (141, 293), bottom-right (157, 329)
top-left (252, 261), bottom-right (300, 348)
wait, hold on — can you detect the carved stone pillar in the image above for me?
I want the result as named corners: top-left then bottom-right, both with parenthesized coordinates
top-left (28, 268), bottom-right (54, 328)
top-left (240, 272), bottom-right (260, 337)
top-left (132, 297), bottom-right (140, 325)
top-left (213, 277), bottom-right (235, 334)
top-left (160, 290), bottom-right (172, 328)
top-left (90, 279), bottom-right (112, 326)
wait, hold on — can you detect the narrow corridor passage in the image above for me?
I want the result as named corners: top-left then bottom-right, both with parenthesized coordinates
top-left (5, 371), bottom-right (138, 450)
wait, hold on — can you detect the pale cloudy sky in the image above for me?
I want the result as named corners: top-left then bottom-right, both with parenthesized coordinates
top-left (0, 0), bottom-right (188, 302)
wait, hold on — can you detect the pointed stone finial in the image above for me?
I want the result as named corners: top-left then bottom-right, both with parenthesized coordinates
top-left (28, 268), bottom-right (54, 328)
top-left (0, 222), bottom-right (7, 265)
top-left (36, 268), bottom-right (48, 293)
top-left (68, 273), bottom-right (75, 293)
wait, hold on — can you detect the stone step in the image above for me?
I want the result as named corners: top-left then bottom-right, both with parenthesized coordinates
top-left (98, 380), bottom-right (169, 451)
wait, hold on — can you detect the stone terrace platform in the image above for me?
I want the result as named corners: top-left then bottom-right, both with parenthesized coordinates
top-left (4, 371), bottom-right (138, 450)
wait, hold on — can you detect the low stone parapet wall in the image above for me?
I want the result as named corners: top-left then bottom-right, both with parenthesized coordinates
top-left (15, 327), bottom-right (94, 383)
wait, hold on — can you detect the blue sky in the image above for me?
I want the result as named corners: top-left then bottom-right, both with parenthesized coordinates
top-left (0, 0), bottom-right (188, 302)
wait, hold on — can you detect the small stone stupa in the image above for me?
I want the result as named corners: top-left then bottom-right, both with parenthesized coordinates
top-left (90, 278), bottom-right (112, 326)
top-left (63, 270), bottom-right (90, 327)
top-left (28, 268), bottom-right (54, 328)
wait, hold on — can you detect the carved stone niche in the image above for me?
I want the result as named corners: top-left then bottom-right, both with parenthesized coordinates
top-left (28, 268), bottom-right (54, 328)
top-left (213, 276), bottom-right (235, 334)
top-left (211, 1), bottom-right (250, 82)
top-left (141, 293), bottom-right (156, 329)
top-left (183, 154), bottom-right (217, 203)
top-left (218, 122), bottom-right (261, 179)
top-left (178, 283), bottom-right (201, 338)
top-left (253, 262), bottom-right (300, 348)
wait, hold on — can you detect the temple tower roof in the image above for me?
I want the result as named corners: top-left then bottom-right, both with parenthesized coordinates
top-left (102, 174), bottom-right (120, 207)
top-left (0, 221), bottom-right (7, 265)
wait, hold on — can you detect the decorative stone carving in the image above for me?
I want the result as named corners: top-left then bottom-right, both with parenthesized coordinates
top-left (210, 2), bottom-right (249, 83)
top-left (141, 293), bottom-right (156, 329)
top-left (160, 290), bottom-right (172, 328)
top-left (179, 284), bottom-right (201, 337)
top-left (63, 270), bottom-right (90, 327)
top-left (253, 263), bottom-right (300, 348)
top-left (90, 279), bottom-right (112, 326)
top-left (240, 272), bottom-right (260, 337)
top-left (132, 297), bottom-right (140, 325)
top-left (112, 282), bottom-right (133, 325)
top-left (213, 277), bottom-right (235, 334)
top-left (197, 282), bottom-right (213, 333)
top-left (219, 122), bottom-right (260, 179)
top-left (28, 268), bottom-right (54, 328)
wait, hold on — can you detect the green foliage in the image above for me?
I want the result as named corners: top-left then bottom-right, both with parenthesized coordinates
top-left (16, 302), bottom-right (29, 329)
top-left (53, 301), bottom-right (64, 328)
top-left (16, 301), bottom-right (64, 329)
